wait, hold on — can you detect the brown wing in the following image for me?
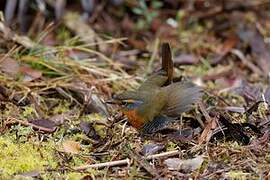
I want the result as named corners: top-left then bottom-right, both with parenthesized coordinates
top-left (161, 82), bottom-right (203, 117)
top-left (161, 43), bottom-right (173, 85)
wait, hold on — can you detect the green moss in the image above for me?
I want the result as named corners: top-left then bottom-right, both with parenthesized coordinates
top-left (56, 26), bottom-right (72, 44)
top-left (2, 103), bottom-right (19, 117)
top-left (185, 62), bottom-right (211, 77)
top-left (22, 106), bottom-right (36, 119)
top-left (10, 126), bottom-right (33, 142)
top-left (265, 153), bottom-right (270, 163)
top-left (228, 171), bottom-right (253, 179)
top-left (80, 113), bottom-right (108, 138)
top-left (166, 141), bottom-right (178, 151)
top-left (52, 100), bottom-right (71, 114)
top-left (129, 164), bottom-right (139, 179)
top-left (71, 156), bottom-right (85, 166)
top-left (0, 137), bottom-right (56, 176)
top-left (65, 172), bottom-right (84, 180)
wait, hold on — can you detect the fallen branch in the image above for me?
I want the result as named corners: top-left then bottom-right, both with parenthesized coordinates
top-left (74, 150), bottom-right (179, 171)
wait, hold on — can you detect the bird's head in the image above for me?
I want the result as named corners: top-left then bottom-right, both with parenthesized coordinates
top-left (107, 91), bottom-right (144, 112)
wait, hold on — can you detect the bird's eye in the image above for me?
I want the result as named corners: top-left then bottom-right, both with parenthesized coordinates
top-left (120, 99), bottom-right (143, 109)
top-left (122, 99), bottom-right (134, 106)
top-left (121, 99), bottom-right (135, 106)
top-left (121, 101), bottom-right (129, 106)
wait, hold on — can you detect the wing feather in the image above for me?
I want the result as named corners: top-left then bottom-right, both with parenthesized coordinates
top-left (162, 82), bottom-right (203, 117)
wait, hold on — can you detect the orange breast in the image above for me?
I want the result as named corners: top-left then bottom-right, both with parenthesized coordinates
top-left (123, 109), bottom-right (145, 129)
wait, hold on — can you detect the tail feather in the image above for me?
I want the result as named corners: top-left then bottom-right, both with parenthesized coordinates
top-left (162, 82), bottom-right (203, 117)
top-left (161, 43), bottom-right (173, 85)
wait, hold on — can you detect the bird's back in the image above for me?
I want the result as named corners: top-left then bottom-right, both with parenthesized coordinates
top-left (161, 81), bottom-right (202, 117)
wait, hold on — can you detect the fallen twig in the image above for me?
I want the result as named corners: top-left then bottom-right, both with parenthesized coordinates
top-left (145, 150), bottom-right (179, 160)
top-left (74, 159), bottom-right (130, 171)
top-left (74, 150), bottom-right (180, 171)
top-left (231, 49), bottom-right (263, 76)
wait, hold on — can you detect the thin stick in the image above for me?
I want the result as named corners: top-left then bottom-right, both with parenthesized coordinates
top-left (145, 150), bottom-right (179, 160)
top-left (74, 150), bottom-right (179, 171)
top-left (231, 49), bottom-right (263, 76)
top-left (198, 101), bottom-right (211, 123)
top-left (74, 159), bottom-right (130, 171)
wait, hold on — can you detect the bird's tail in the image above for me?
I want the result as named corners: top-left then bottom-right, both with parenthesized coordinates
top-left (161, 42), bottom-right (173, 85)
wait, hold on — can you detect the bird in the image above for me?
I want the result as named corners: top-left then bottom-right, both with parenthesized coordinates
top-left (111, 43), bottom-right (202, 134)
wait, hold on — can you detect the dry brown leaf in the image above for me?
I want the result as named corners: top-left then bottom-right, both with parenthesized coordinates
top-left (141, 143), bottom-right (164, 156)
top-left (164, 156), bottom-right (204, 172)
top-left (0, 56), bottom-right (42, 81)
top-left (19, 66), bottom-right (42, 81)
top-left (62, 140), bottom-right (81, 154)
top-left (217, 36), bottom-right (238, 56)
top-left (0, 56), bottom-right (20, 76)
top-left (29, 119), bottom-right (57, 133)
top-left (212, 36), bottom-right (238, 64)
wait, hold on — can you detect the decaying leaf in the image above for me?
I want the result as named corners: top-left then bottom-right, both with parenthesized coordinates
top-left (19, 66), bottom-right (42, 82)
top-left (65, 49), bottom-right (92, 60)
top-left (65, 81), bottom-right (109, 117)
top-left (164, 156), bottom-right (204, 172)
top-left (233, 80), bottom-right (262, 103)
top-left (141, 143), bottom-right (164, 156)
top-left (0, 56), bottom-right (20, 76)
top-left (29, 119), bottom-right (57, 133)
top-left (212, 36), bottom-right (238, 64)
top-left (62, 140), bottom-right (81, 154)
top-left (0, 56), bottom-right (42, 81)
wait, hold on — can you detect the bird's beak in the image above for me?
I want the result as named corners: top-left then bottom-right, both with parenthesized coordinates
top-left (105, 99), bottom-right (122, 105)
top-left (106, 94), bottom-right (124, 105)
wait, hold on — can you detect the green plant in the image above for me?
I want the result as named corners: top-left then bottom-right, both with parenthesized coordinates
top-left (132, 0), bottom-right (163, 30)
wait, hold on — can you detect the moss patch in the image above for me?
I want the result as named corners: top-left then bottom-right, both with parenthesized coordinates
top-left (0, 137), bottom-right (56, 176)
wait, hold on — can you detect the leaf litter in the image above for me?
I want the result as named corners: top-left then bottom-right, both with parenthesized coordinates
top-left (0, 1), bottom-right (270, 179)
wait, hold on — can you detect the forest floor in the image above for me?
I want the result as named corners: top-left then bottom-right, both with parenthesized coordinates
top-left (0, 1), bottom-right (269, 179)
